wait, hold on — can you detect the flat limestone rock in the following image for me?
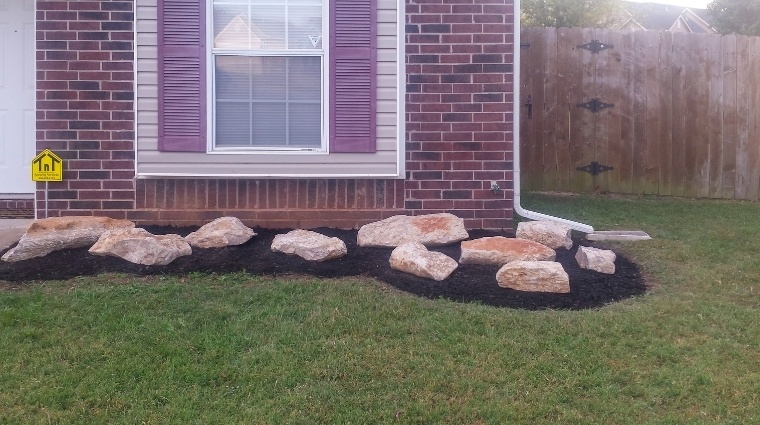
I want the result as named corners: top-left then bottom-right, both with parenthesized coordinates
top-left (89, 228), bottom-right (192, 266)
top-left (585, 230), bottom-right (651, 241)
top-left (271, 229), bottom-right (347, 262)
top-left (459, 236), bottom-right (556, 266)
top-left (389, 242), bottom-right (458, 282)
top-left (185, 216), bottom-right (256, 248)
top-left (516, 220), bottom-right (573, 249)
top-left (1, 216), bottom-right (135, 262)
top-left (357, 213), bottom-right (469, 247)
top-left (496, 261), bottom-right (570, 293)
top-left (575, 246), bottom-right (616, 274)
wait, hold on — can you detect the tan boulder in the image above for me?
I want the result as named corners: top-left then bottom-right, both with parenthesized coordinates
top-left (459, 236), bottom-right (556, 266)
top-left (271, 229), bottom-right (347, 262)
top-left (89, 228), bottom-right (192, 266)
top-left (357, 213), bottom-right (469, 247)
top-left (496, 261), bottom-right (570, 293)
top-left (516, 220), bottom-right (573, 249)
top-left (185, 216), bottom-right (256, 248)
top-left (1, 216), bottom-right (135, 262)
top-left (389, 242), bottom-right (458, 281)
top-left (575, 246), bottom-right (616, 274)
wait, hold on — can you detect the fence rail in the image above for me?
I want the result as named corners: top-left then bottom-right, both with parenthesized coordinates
top-left (519, 28), bottom-right (760, 200)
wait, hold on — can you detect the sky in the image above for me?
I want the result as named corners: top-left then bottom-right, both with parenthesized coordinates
top-left (625, 0), bottom-right (711, 8)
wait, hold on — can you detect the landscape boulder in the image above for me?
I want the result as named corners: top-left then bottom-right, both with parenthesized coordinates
top-left (496, 261), bottom-right (570, 293)
top-left (357, 213), bottom-right (468, 247)
top-left (1, 216), bottom-right (135, 262)
top-left (459, 236), bottom-right (556, 266)
top-left (271, 229), bottom-right (347, 262)
top-left (89, 228), bottom-right (192, 266)
top-left (185, 216), bottom-right (256, 248)
top-left (575, 246), bottom-right (616, 274)
top-left (516, 220), bottom-right (573, 249)
top-left (389, 242), bottom-right (458, 281)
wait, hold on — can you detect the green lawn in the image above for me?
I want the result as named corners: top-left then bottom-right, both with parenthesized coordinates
top-left (1, 193), bottom-right (759, 424)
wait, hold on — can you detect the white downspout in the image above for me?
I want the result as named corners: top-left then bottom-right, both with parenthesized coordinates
top-left (512, 0), bottom-right (594, 233)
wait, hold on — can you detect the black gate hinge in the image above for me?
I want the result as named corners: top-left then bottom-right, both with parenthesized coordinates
top-left (577, 40), bottom-right (614, 54)
top-left (577, 162), bottom-right (614, 176)
top-left (577, 98), bottom-right (614, 113)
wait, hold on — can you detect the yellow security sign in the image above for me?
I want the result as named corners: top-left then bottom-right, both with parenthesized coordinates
top-left (32, 149), bottom-right (63, 182)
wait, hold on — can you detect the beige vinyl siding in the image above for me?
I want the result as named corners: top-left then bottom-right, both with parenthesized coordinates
top-left (135, 0), bottom-right (403, 178)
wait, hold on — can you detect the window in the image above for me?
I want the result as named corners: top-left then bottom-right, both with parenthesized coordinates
top-left (157, 0), bottom-right (376, 155)
top-left (211, 0), bottom-right (325, 150)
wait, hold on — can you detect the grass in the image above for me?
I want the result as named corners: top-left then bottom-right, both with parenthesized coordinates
top-left (1, 192), bottom-right (759, 424)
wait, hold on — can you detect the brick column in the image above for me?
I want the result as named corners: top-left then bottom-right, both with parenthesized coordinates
top-left (36, 0), bottom-right (135, 218)
top-left (405, 0), bottom-right (514, 230)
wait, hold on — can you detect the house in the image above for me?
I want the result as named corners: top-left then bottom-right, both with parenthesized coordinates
top-left (0, 0), bottom-right (516, 230)
top-left (618, 1), bottom-right (717, 34)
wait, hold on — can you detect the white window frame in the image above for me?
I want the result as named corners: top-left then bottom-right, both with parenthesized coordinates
top-left (206, 0), bottom-right (329, 154)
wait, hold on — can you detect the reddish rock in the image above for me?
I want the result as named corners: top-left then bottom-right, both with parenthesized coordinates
top-left (2, 216), bottom-right (135, 262)
top-left (516, 220), bottom-right (573, 249)
top-left (389, 242), bottom-right (458, 281)
top-left (576, 246), bottom-right (616, 274)
top-left (357, 213), bottom-right (469, 247)
top-left (497, 261), bottom-right (570, 293)
top-left (459, 237), bottom-right (556, 266)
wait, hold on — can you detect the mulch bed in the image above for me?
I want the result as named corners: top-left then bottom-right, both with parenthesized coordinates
top-left (0, 226), bottom-right (647, 310)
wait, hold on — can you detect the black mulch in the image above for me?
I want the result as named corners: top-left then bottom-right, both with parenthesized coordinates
top-left (0, 227), bottom-right (647, 310)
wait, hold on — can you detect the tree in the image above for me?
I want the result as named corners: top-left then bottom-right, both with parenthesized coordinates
top-left (521, 0), bottom-right (622, 28)
top-left (708, 0), bottom-right (760, 36)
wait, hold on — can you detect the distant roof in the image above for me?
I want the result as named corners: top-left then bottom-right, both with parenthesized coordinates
top-left (620, 1), bottom-right (717, 33)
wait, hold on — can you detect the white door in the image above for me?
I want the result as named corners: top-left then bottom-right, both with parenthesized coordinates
top-left (0, 0), bottom-right (35, 194)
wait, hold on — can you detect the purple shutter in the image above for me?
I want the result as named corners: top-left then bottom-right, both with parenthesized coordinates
top-left (157, 0), bottom-right (206, 152)
top-left (330, 0), bottom-right (377, 153)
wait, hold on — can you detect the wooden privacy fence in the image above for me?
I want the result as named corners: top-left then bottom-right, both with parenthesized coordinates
top-left (519, 28), bottom-right (760, 200)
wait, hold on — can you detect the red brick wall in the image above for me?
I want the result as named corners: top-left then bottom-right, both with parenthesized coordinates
top-left (0, 199), bottom-right (34, 218)
top-left (33, 0), bottom-right (515, 230)
top-left (36, 0), bottom-right (136, 218)
top-left (405, 0), bottom-right (515, 230)
top-left (134, 179), bottom-right (407, 229)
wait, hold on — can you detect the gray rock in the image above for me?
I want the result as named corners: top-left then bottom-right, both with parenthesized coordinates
top-left (575, 246), bottom-right (616, 274)
top-left (516, 220), bottom-right (573, 249)
top-left (585, 230), bottom-right (651, 241)
top-left (389, 242), bottom-right (458, 281)
top-left (459, 236), bottom-right (556, 265)
top-left (496, 261), bottom-right (570, 293)
top-left (271, 229), bottom-right (347, 262)
top-left (357, 213), bottom-right (469, 247)
top-left (185, 216), bottom-right (256, 248)
top-left (1, 216), bottom-right (135, 262)
top-left (89, 228), bottom-right (192, 266)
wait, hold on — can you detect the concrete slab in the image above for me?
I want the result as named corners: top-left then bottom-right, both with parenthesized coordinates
top-left (585, 230), bottom-right (652, 242)
top-left (0, 219), bottom-right (32, 252)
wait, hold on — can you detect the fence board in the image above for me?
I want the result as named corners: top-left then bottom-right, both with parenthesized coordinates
top-left (555, 28), bottom-right (573, 192)
top-left (567, 28), bottom-right (589, 192)
top-left (738, 37), bottom-right (760, 199)
top-left (530, 28), bottom-right (547, 191)
top-left (707, 34), bottom-right (724, 198)
top-left (618, 30), bottom-right (635, 194)
top-left (542, 29), bottom-right (559, 191)
top-left (736, 36), bottom-right (752, 199)
top-left (601, 29), bottom-right (624, 193)
top-left (750, 37), bottom-right (760, 200)
top-left (644, 31), bottom-right (662, 194)
top-left (520, 28), bottom-right (760, 201)
top-left (670, 32), bottom-right (688, 196)
top-left (682, 33), bottom-right (700, 197)
top-left (695, 34), bottom-right (712, 198)
top-left (632, 30), bottom-right (649, 194)
top-left (658, 31), bottom-right (674, 196)
top-left (721, 34), bottom-right (738, 198)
